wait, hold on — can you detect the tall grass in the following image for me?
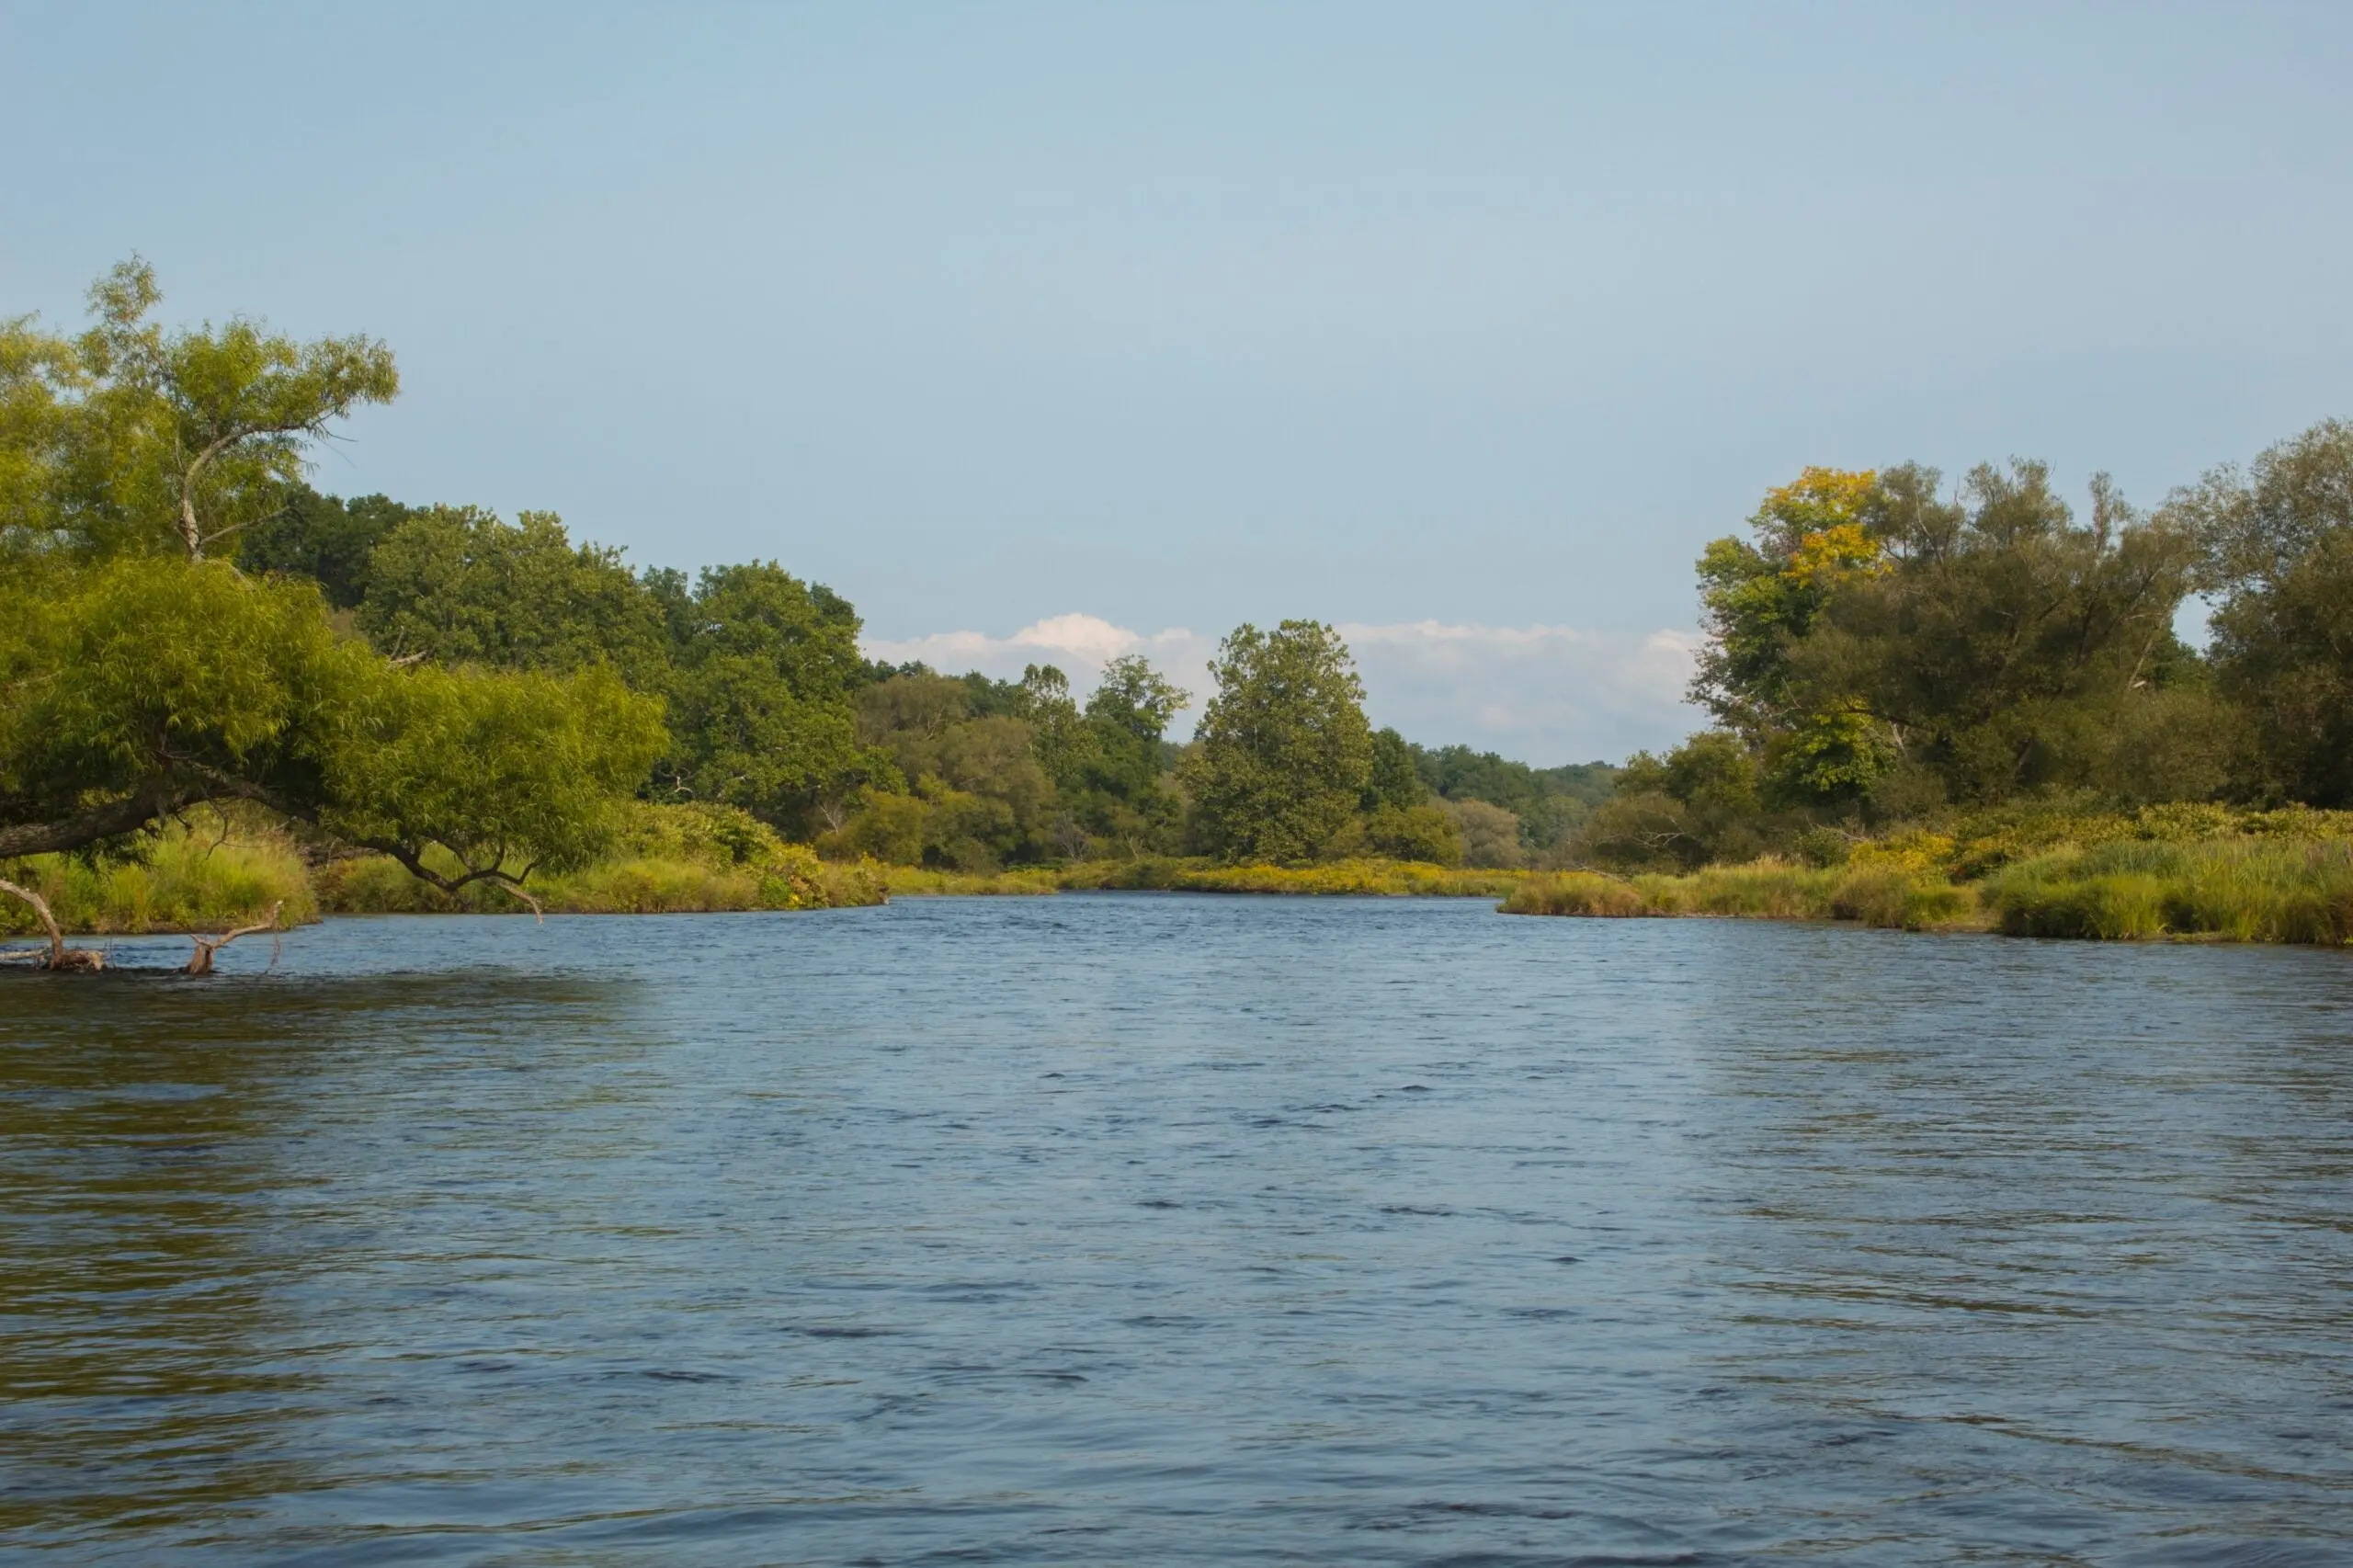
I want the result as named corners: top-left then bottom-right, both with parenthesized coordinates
top-left (1983, 838), bottom-right (2353, 943)
top-left (880, 865), bottom-right (1063, 898)
top-left (1, 812), bottom-right (315, 937)
top-left (1501, 858), bottom-right (1973, 931)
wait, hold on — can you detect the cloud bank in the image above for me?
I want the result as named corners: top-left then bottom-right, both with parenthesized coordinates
top-left (864, 615), bottom-right (1702, 764)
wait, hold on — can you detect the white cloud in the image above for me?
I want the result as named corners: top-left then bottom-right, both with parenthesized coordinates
top-left (864, 615), bottom-right (1703, 764)
top-left (867, 615), bottom-right (1220, 717)
top-left (1339, 620), bottom-right (1703, 764)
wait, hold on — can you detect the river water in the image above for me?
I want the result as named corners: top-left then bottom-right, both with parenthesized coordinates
top-left (2, 895), bottom-right (2348, 1564)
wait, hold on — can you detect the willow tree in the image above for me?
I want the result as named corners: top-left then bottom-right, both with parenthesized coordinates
top-left (1, 264), bottom-right (663, 961)
top-left (2166, 418), bottom-right (2353, 805)
top-left (35, 258), bottom-right (402, 560)
top-left (0, 557), bottom-right (665, 915)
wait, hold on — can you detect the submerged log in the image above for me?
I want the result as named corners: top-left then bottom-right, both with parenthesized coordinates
top-left (0, 878), bottom-right (105, 971)
top-left (185, 903), bottom-right (285, 976)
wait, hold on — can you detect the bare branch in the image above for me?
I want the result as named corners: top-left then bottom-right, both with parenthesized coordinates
top-left (184, 901), bottom-right (284, 975)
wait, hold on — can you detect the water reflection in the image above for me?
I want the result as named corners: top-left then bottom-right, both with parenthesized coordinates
top-left (0, 970), bottom-right (652, 1551)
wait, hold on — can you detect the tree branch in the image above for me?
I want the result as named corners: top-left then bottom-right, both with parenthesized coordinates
top-left (185, 901), bottom-right (284, 975)
top-left (0, 780), bottom-right (189, 859)
top-left (367, 841), bottom-right (545, 922)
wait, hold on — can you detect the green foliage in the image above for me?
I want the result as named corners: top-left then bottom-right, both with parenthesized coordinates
top-left (1443, 797), bottom-right (1528, 868)
top-left (832, 654), bottom-right (1188, 867)
top-left (2172, 419), bottom-right (2353, 805)
top-left (662, 562), bottom-right (882, 835)
top-left (1409, 744), bottom-right (1617, 854)
top-left (0, 555), bottom-right (362, 838)
top-left (359, 516), bottom-right (881, 835)
top-left (321, 661), bottom-right (667, 892)
top-left (1678, 458), bottom-right (2210, 824)
top-left (1183, 619), bottom-right (1374, 863)
top-left (1691, 465), bottom-right (1885, 736)
top-left (1065, 654), bottom-right (1188, 851)
top-left (1572, 732), bottom-right (1768, 870)
top-left (358, 506), bottom-right (673, 686)
top-left (236, 485), bottom-right (413, 608)
top-left (2, 258), bottom-right (397, 562)
top-left (1802, 462), bottom-right (2202, 803)
top-left (0, 551), bottom-right (668, 915)
top-left (1351, 802), bottom-right (1463, 866)
top-left (1363, 727), bottom-right (1426, 811)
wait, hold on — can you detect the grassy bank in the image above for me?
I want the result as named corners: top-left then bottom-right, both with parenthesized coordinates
top-left (883, 857), bottom-right (1532, 898)
top-left (1502, 804), bottom-right (2353, 944)
top-left (1501, 860), bottom-right (1971, 930)
top-left (1, 803), bottom-right (889, 938)
top-left (1, 812), bottom-right (318, 937)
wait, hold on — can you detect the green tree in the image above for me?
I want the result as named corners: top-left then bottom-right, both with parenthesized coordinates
top-left (1016, 663), bottom-right (1086, 786)
top-left (320, 660), bottom-right (665, 904)
top-left (1363, 726), bottom-right (1426, 811)
top-left (17, 258), bottom-right (399, 561)
top-left (663, 562), bottom-right (882, 833)
top-left (358, 506), bottom-right (673, 687)
top-left (2169, 418), bottom-right (2353, 804)
top-left (1409, 744), bottom-right (1617, 855)
top-left (1690, 465), bottom-right (1885, 736)
top-left (1050, 655), bottom-right (1188, 856)
top-left (1183, 620), bottom-right (1373, 863)
top-left (1793, 462), bottom-right (2203, 804)
top-left (0, 267), bottom-right (662, 931)
top-left (1443, 798), bottom-right (1526, 868)
top-left (0, 557), bottom-right (664, 910)
top-left (235, 484), bottom-right (413, 608)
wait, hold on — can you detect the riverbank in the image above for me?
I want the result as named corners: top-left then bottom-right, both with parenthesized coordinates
top-left (19, 801), bottom-right (2347, 946)
top-left (1502, 805), bottom-right (2353, 945)
top-left (2, 805), bottom-right (1517, 937)
top-left (0, 805), bottom-right (891, 937)
top-left (885, 858), bottom-right (1529, 899)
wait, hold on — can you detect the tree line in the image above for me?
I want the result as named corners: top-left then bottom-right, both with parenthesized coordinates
top-left (1574, 426), bottom-right (2353, 871)
top-left (2, 259), bottom-right (1612, 921)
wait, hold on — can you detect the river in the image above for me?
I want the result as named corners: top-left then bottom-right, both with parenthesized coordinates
top-left (3, 895), bottom-right (2347, 1563)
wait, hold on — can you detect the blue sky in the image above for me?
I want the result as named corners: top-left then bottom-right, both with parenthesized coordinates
top-left (6, 3), bottom-right (2348, 759)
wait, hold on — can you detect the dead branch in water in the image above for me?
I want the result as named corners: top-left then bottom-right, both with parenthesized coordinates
top-left (184, 902), bottom-right (286, 976)
top-left (0, 878), bottom-right (105, 971)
